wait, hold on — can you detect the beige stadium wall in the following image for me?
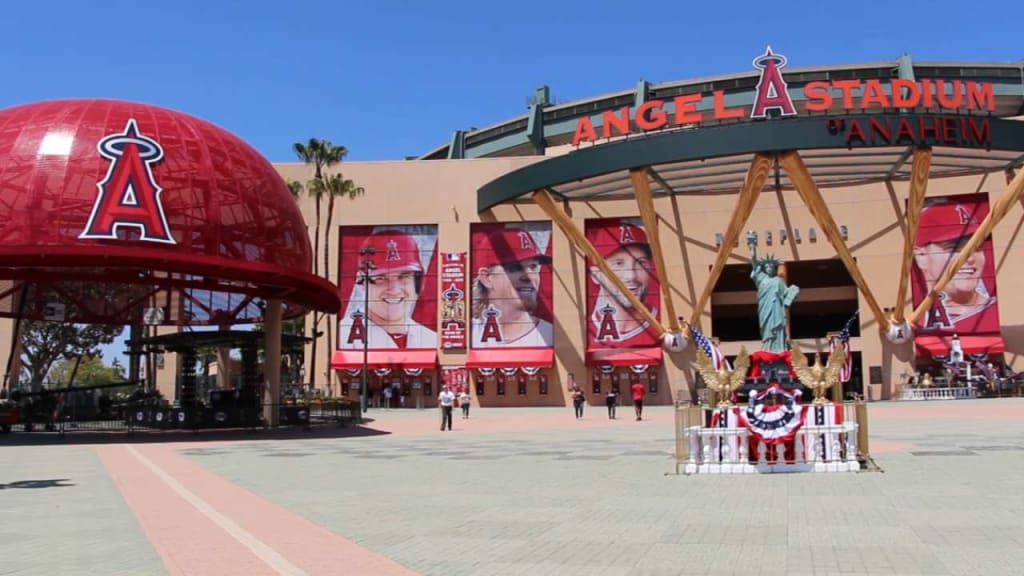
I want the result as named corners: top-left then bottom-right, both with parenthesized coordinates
top-left (278, 155), bottom-right (1024, 405)
top-left (0, 162), bottom-right (1020, 405)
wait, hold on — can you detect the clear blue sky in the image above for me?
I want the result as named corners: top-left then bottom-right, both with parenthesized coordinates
top-left (4, 0), bottom-right (1020, 164)
top-left (5, 0), bottom-right (1018, 364)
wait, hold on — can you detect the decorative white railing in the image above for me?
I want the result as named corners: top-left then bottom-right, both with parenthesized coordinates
top-left (899, 387), bottom-right (977, 401)
top-left (677, 422), bottom-right (861, 474)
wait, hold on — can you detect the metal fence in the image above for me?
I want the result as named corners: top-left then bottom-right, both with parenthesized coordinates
top-left (0, 391), bottom-right (361, 436)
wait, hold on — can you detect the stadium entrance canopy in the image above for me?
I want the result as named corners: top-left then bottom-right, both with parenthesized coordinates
top-left (477, 48), bottom-right (1024, 355)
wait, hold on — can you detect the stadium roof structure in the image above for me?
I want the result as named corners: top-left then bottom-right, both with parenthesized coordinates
top-left (469, 51), bottom-right (1024, 346)
top-left (0, 99), bottom-right (340, 326)
top-left (426, 55), bottom-right (1024, 160)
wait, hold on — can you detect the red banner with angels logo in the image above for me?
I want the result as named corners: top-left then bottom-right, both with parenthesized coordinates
top-left (337, 225), bottom-right (438, 351)
top-left (440, 252), bottom-right (467, 349)
top-left (910, 193), bottom-right (1002, 356)
top-left (469, 222), bottom-right (554, 349)
top-left (584, 218), bottom-right (662, 358)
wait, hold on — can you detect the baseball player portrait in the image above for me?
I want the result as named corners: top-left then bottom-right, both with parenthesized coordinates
top-left (587, 218), bottom-right (660, 347)
top-left (470, 224), bottom-right (554, 348)
top-left (912, 196), bottom-right (998, 334)
top-left (338, 227), bottom-right (438, 349)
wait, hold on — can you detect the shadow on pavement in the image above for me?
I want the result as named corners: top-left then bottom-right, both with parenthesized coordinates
top-left (0, 478), bottom-right (75, 489)
top-left (0, 421), bottom-right (392, 446)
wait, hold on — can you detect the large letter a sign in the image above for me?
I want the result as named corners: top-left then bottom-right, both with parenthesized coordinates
top-left (80, 118), bottom-right (175, 244)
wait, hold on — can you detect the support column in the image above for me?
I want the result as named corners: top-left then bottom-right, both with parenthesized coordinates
top-left (533, 189), bottom-right (666, 336)
top-left (779, 151), bottom-right (888, 332)
top-left (263, 299), bottom-right (282, 427)
top-left (630, 168), bottom-right (680, 332)
top-left (690, 153), bottom-right (773, 326)
top-left (910, 167), bottom-right (1024, 324)
top-left (216, 322), bottom-right (232, 389)
top-left (893, 148), bottom-right (931, 322)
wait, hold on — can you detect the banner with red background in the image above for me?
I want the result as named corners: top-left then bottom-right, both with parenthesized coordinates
top-left (440, 252), bottom-right (467, 349)
top-left (337, 225), bottom-right (438, 350)
top-left (469, 222), bottom-right (554, 349)
top-left (584, 217), bottom-right (661, 350)
top-left (911, 193), bottom-right (1002, 355)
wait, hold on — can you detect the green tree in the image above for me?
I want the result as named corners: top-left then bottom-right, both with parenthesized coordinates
top-left (292, 138), bottom-right (348, 393)
top-left (49, 355), bottom-right (126, 387)
top-left (321, 174), bottom-right (364, 356)
top-left (19, 321), bottom-right (123, 390)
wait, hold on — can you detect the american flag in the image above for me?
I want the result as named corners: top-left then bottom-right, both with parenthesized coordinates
top-left (689, 323), bottom-right (729, 371)
top-left (829, 312), bottom-right (857, 383)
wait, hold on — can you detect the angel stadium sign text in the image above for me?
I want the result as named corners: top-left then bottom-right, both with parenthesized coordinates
top-left (571, 47), bottom-right (997, 146)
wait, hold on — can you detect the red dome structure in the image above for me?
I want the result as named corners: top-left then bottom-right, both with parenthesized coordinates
top-left (0, 99), bottom-right (339, 325)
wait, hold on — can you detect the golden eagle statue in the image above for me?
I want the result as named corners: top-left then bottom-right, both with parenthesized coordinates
top-left (695, 346), bottom-right (750, 407)
top-left (790, 344), bottom-right (846, 404)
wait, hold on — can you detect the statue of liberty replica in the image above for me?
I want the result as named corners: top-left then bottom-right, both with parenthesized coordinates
top-left (747, 230), bottom-right (800, 353)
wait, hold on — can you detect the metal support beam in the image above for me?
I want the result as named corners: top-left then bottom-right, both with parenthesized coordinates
top-left (886, 147), bottom-right (915, 180)
top-left (647, 167), bottom-right (677, 195)
top-left (532, 188), bottom-right (667, 337)
top-left (690, 153), bottom-right (774, 327)
top-left (630, 168), bottom-right (680, 332)
top-left (526, 104), bottom-right (545, 156)
top-left (910, 166), bottom-right (1024, 324)
top-left (635, 79), bottom-right (650, 107)
top-left (446, 130), bottom-right (465, 160)
top-left (779, 151), bottom-right (888, 332)
top-left (893, 148), bottom-right (931, 322)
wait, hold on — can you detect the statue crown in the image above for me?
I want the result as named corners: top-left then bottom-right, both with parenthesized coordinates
top-left (761, 254), bottom-right (781, 268)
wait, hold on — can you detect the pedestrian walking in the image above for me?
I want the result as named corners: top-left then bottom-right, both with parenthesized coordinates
top-left (572, 385), bottom-right (585, 419)
top-left (459, 389), bottom-right (471, 419)
top-left (605, 389), bottom-right (618, 419)
top-left (630, 379), bottom-right (645, 421)
top-left (438, 385), bottom-right (455, 431)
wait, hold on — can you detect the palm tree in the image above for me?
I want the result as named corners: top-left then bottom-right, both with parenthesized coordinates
top-left (292, 139), bottom-right (347, 395)
top-left (287, 179), bottom-right (304, 201)
top-left (322, 174), bottom-right (365, 357)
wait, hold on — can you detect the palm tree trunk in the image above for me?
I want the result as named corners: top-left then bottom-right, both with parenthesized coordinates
top-left (323, 195), bottom-right (336, 380)
top-left (310, 196), bottom-right (322, 393)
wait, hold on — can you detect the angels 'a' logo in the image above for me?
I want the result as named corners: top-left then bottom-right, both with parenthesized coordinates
top-left (954, 204), bottom-right (974, 226)
top-left (596, 304), bottom-right (620, 341)
top-left (750, 46), bottom-right (797, 119)
top-left (480, 305), bottom-right (503, 343)
top-left (347, 310), bottom-right (367, 344)
top-left (619, 225), bottom-right (636, 244)
top-left (385, 239), bottom-right (401, 262)
top-left (80, 119), bottom-right (175, 244)
top-left (517, 230), bottom-right (534, 250)
top-left (925, 299), bottom-right (953, 330)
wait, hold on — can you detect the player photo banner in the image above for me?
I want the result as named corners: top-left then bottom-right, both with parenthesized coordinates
top-left (337, 225), bottom-right (439, 351)
top-left (585, 218), bottom-right (662, 349)
top-left (470, 222), bottom-right (554, 349)
top-left (911, 193), bottom-right (1000, 336)
top-left (440, 252), bottom-right (468, 349)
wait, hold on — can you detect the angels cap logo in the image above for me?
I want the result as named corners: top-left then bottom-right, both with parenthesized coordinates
top-left (954, 204), bottom-right (974, 225)
top-left (619, 225), bottom-right (636, 244)
top-left (385, 239), bottom-right (401, 262)
top-left (750, 46), bottom-right (797, 119)
top-left (517, 230), bottom-right (534, 250)
top-left (80, 118), bottom-right (175, 244)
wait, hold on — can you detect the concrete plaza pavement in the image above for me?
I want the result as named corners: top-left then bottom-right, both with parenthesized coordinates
top-left (2, 398), bottom-right (1024, 575)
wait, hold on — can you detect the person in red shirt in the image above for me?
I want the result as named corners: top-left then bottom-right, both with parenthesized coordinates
top-left (630, 379), bottom-right (646, 421)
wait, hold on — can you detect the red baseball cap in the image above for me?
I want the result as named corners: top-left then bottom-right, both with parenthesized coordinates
top-left (474, 227), bottom-right (551, 269)
top-left (915, 200), bottom-right (987, 247)
top-left (591, 221), bottom-right (650, 259)
top-left (359, 230), bottom-right (424, 274)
